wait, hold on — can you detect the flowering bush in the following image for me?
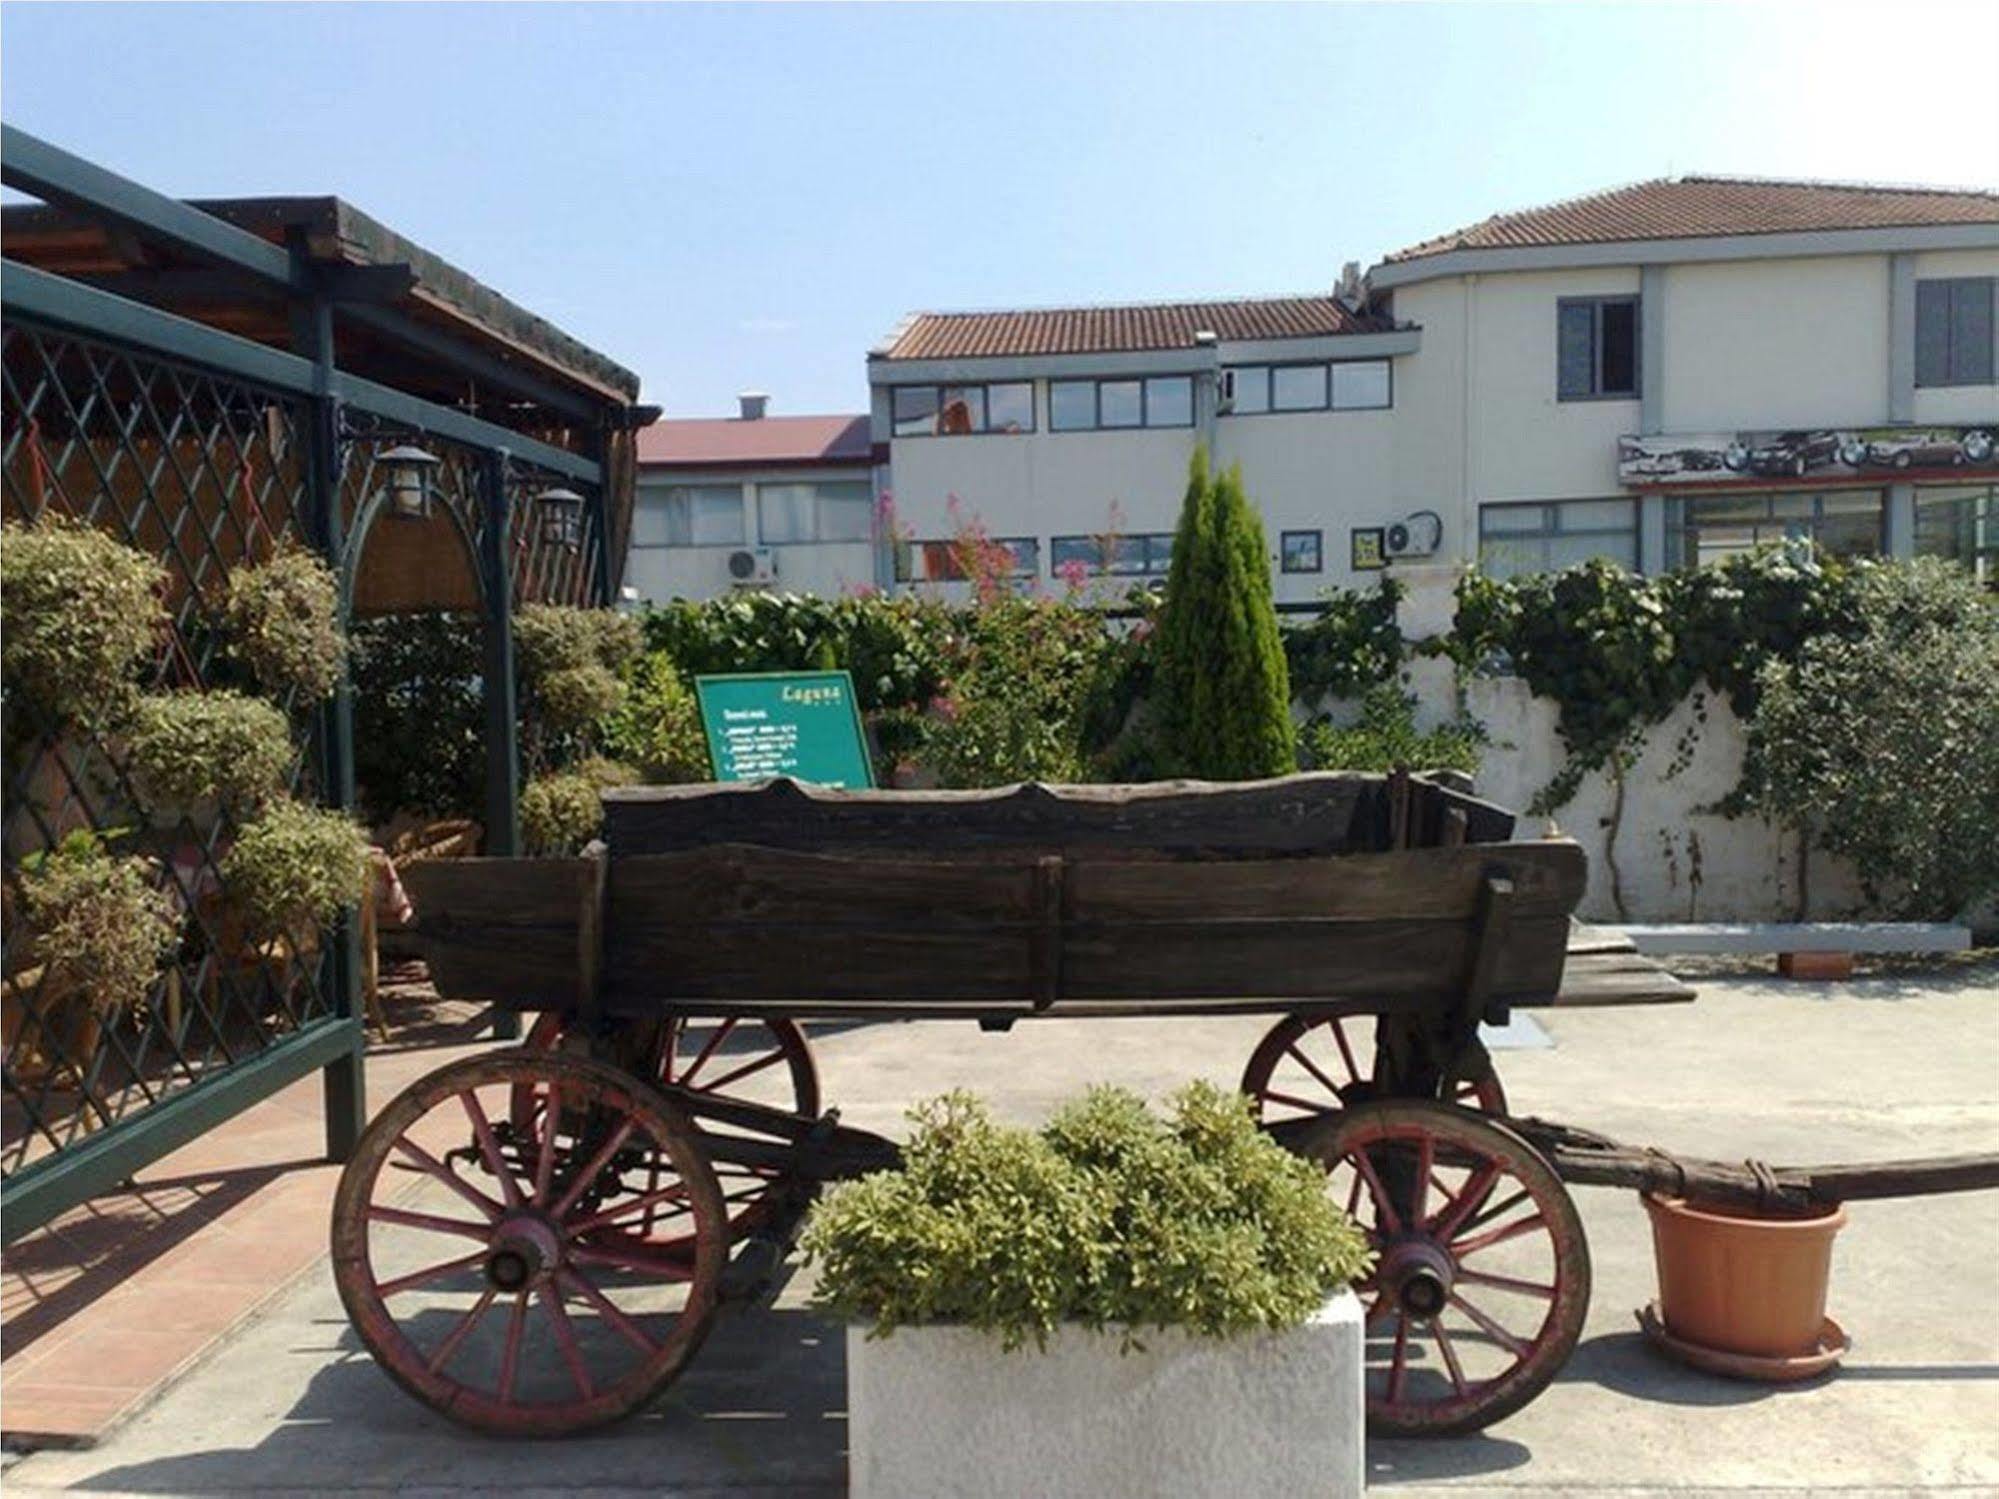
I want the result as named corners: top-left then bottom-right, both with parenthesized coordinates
top-left (126, 690), bottom-right (292, 814)
top-left (220, 798), bottom-right (371, 942)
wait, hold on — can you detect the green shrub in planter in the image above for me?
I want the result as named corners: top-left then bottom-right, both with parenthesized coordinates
top-left (220, 798), bottom-right (371, 942)
top-left (15, 830), bottom-right (179, 1018)
top-left (126, 690), bottom-right (292, 814)
top-left (1, 518), bottom-right (165, 729)
top-left (220, 545), bottom-right (347, 701)
top-left (519, 758), bottom-right (637, 855)
top-left (803, 1082), bottom-right (1373, 1350)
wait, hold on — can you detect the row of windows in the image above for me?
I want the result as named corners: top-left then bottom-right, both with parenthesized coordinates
top-left (890, 360), bottom-right (1395, 438)
top-left (1476, 486), bottom-right (1994, 580)
top-left (1226, 360), bottom-right (1390, 414)
top-left (635, 480), bottom-right (873, 548)
top-left (892, 528), bottom-right (1332, 581)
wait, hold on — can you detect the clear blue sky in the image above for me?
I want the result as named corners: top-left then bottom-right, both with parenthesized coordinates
top-left (6, 3), bottom-right (1996, 418)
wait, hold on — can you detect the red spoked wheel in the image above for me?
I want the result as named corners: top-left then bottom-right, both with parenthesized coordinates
top-left (1308, 1099), bottom-right (1590, 1436)
top-left (517, 1013), bottom-right (817, 1247)
top-left (331, 1050), bottom-right (726, 1437)
top-left (1240, 1014), bottom-right (1506, 1125)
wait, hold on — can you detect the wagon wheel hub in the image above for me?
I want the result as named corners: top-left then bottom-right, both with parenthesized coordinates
top-left (1377, 1236), bottom-right (1456, 1321)
top-left (485, 1214), bottom-right (563, 1292)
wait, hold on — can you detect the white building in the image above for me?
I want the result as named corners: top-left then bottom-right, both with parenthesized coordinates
top-left (626, 394), bottom-right (883, 603)
top-left (867, 177), bottom-right (1999, 599)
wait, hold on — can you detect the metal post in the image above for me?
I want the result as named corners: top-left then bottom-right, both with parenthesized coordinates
top-left (299, 286), bottom-right (367, 1157)
top-left (480, 449), bottom-right (523, 1040)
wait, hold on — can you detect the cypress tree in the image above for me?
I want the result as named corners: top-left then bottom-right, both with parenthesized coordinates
top-left (1152, 448), bottom-right (1296, 779)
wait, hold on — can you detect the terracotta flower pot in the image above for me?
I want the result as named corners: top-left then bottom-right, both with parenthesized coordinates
top-left (1643, 1192), bottom-right (1846, 1359)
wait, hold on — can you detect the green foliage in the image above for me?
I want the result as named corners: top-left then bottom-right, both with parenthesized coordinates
top-left (1, 517), bottom-right (165, 728)
top-left (642, 591), bottom-right (953, 717)
top-left (513, 605), bottom-right (642, 767)
top-left (126, 691), bottom-right (291, 813)
top-left (220, 545), bottom-right (347, 701)
top-left (598, 652), bottom-right (710, 784)
top-left (924, 599), bottom-right (1126, 787)
top-left (518, 759), bottom-right (636, 855)
top-left (1285, 579), bottom-right (1405, 703)
top-left (220, 798), bottom-right (371, 941)
top-left (1746, 559), bottom-right (1999, 917)
top-left (804, 1082), bottom-right (1372, 1349)
top-left (15, 830), bottom-right (179, 1016)
top-left (1299, 683), bottom-right (1484, 774)
top-left (1451, 547), bottom-right (1872, 813)
top-left (1152, 452), bottom-right (1296, 780)
top-left (349, 613), bottom-right (485, 821)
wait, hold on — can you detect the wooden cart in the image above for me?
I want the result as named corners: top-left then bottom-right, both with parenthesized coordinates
top-left (327, 772), bottom-right (1982, 1441)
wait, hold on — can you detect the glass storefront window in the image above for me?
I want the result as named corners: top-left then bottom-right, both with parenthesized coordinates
top-left (1665, 490), bottom-right (1884, 569)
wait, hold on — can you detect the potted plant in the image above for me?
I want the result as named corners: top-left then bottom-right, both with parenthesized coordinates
top-left (123, 689), bottom-right (292, 831)
top-left (216, 797), bottom-right (371, 967)
top-left (6, 830), bottom-right (179, 1087)
top-left (217, 543), bottom-right (347, 702)
top-left (803, 1082), bottom-right (1374, 1499)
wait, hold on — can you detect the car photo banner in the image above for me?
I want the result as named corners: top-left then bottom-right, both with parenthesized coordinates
top-left (1618, 425), bottom-right (1996, 487)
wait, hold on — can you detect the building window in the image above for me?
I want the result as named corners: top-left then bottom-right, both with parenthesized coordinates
top-left (1280, 529), bottom-right (1323, 573)
top-left (1225, 360), bottom-right (1390, 415)
top-left (1665, 490), bottom-right (1883, 570)
top-left (1048, 377), bottom-right (1196, 432)
top-left (1557, 296), bottom-right (1640, 401)
top-left (1916, 484), bottom-right (1996, 586)
top-left (1050, 531), bottom-right (1175, 575)
top-left (894, 535), bottom-right (1039, 582)
top-left (1479, 498), bottom-right (1638, 578)
top-left (892, 382), bottom-right (1035, 436)
top-left (1915, 278), bottom-right (1996, 388)
top-left (638, 483), bottom-right (743, 547)
top-left (757, 480), bottom-right (873, 545)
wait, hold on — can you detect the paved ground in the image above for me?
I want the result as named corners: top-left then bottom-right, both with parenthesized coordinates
top-left (7, 957), bottom-right (1997, 1497)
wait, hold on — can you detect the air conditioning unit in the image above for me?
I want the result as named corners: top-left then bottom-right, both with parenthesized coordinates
top-left (1383, 510), bottom-right (1443, 560)
top-left (726, 547), bottom-right (777, 586)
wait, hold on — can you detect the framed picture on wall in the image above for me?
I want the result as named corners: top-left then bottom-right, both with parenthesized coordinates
top-left (1280, 529), bottom-right (1323, 573)
top-left (1350, 526), bottom-right (1387, 571)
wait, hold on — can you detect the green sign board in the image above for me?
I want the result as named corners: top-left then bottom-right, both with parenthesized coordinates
top-left (694, 670), bottom-right (875, 788)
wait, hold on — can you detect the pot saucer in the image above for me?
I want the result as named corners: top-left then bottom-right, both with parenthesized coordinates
top-left (1636, 1300), bottom-right (1849, 1383)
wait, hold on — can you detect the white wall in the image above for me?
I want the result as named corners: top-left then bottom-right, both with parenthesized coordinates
top-left (1391, 567), bottom-right (1871, 924)
top-left (1659, 255), bottom-right (1891, 431)
top-left (886, 387), bottom-right (1400, 605)
top-left (627, 467), bottom-right (881, 604)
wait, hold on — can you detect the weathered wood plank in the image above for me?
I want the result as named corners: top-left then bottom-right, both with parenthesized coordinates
top-left (401, 857), bottom-right (593, 1006)
top-left (604, 912), bottom-right (1573, 1008)
top-left (606, 841), bottom-right (1585, 928)
top-left (603, 774), bottom-right (1516, 858)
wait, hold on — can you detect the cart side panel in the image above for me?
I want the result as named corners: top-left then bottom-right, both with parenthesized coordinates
top-left (401, 856), bottom-right (592, 1008)
top-left (599, 840), bottom-right (1583, 1012)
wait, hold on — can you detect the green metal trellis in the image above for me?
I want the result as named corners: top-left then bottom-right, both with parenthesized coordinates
top-left (1, 127), bottom-right (618, 1243)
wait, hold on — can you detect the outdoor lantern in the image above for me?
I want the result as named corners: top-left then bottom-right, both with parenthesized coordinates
top-left (537, 486), bottom-right (586, 551)
top-left (378, 444), bottom-right (442, 521)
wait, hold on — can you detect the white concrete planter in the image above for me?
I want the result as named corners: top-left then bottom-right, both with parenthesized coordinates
top-left (847, 1289), bottom-right (1363, 1499)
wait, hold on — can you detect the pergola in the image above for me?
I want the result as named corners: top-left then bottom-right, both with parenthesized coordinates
top-left (0, 125), bottom-right (656, 1240)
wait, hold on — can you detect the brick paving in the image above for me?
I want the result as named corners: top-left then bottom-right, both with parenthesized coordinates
top-left (0, 974), bottom-right (497, 1449)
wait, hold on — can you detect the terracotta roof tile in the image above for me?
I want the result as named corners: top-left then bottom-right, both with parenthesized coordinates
top-left (637, 414), bottom-right (872, 469)
top-left (1385, 176), bottom-right (1999, 263)
top-left (878, 296), bottom-right (1390, 361)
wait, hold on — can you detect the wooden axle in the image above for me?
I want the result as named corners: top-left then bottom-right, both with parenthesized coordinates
top-left (1507, 1117), bottom-right (1999, 1213)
